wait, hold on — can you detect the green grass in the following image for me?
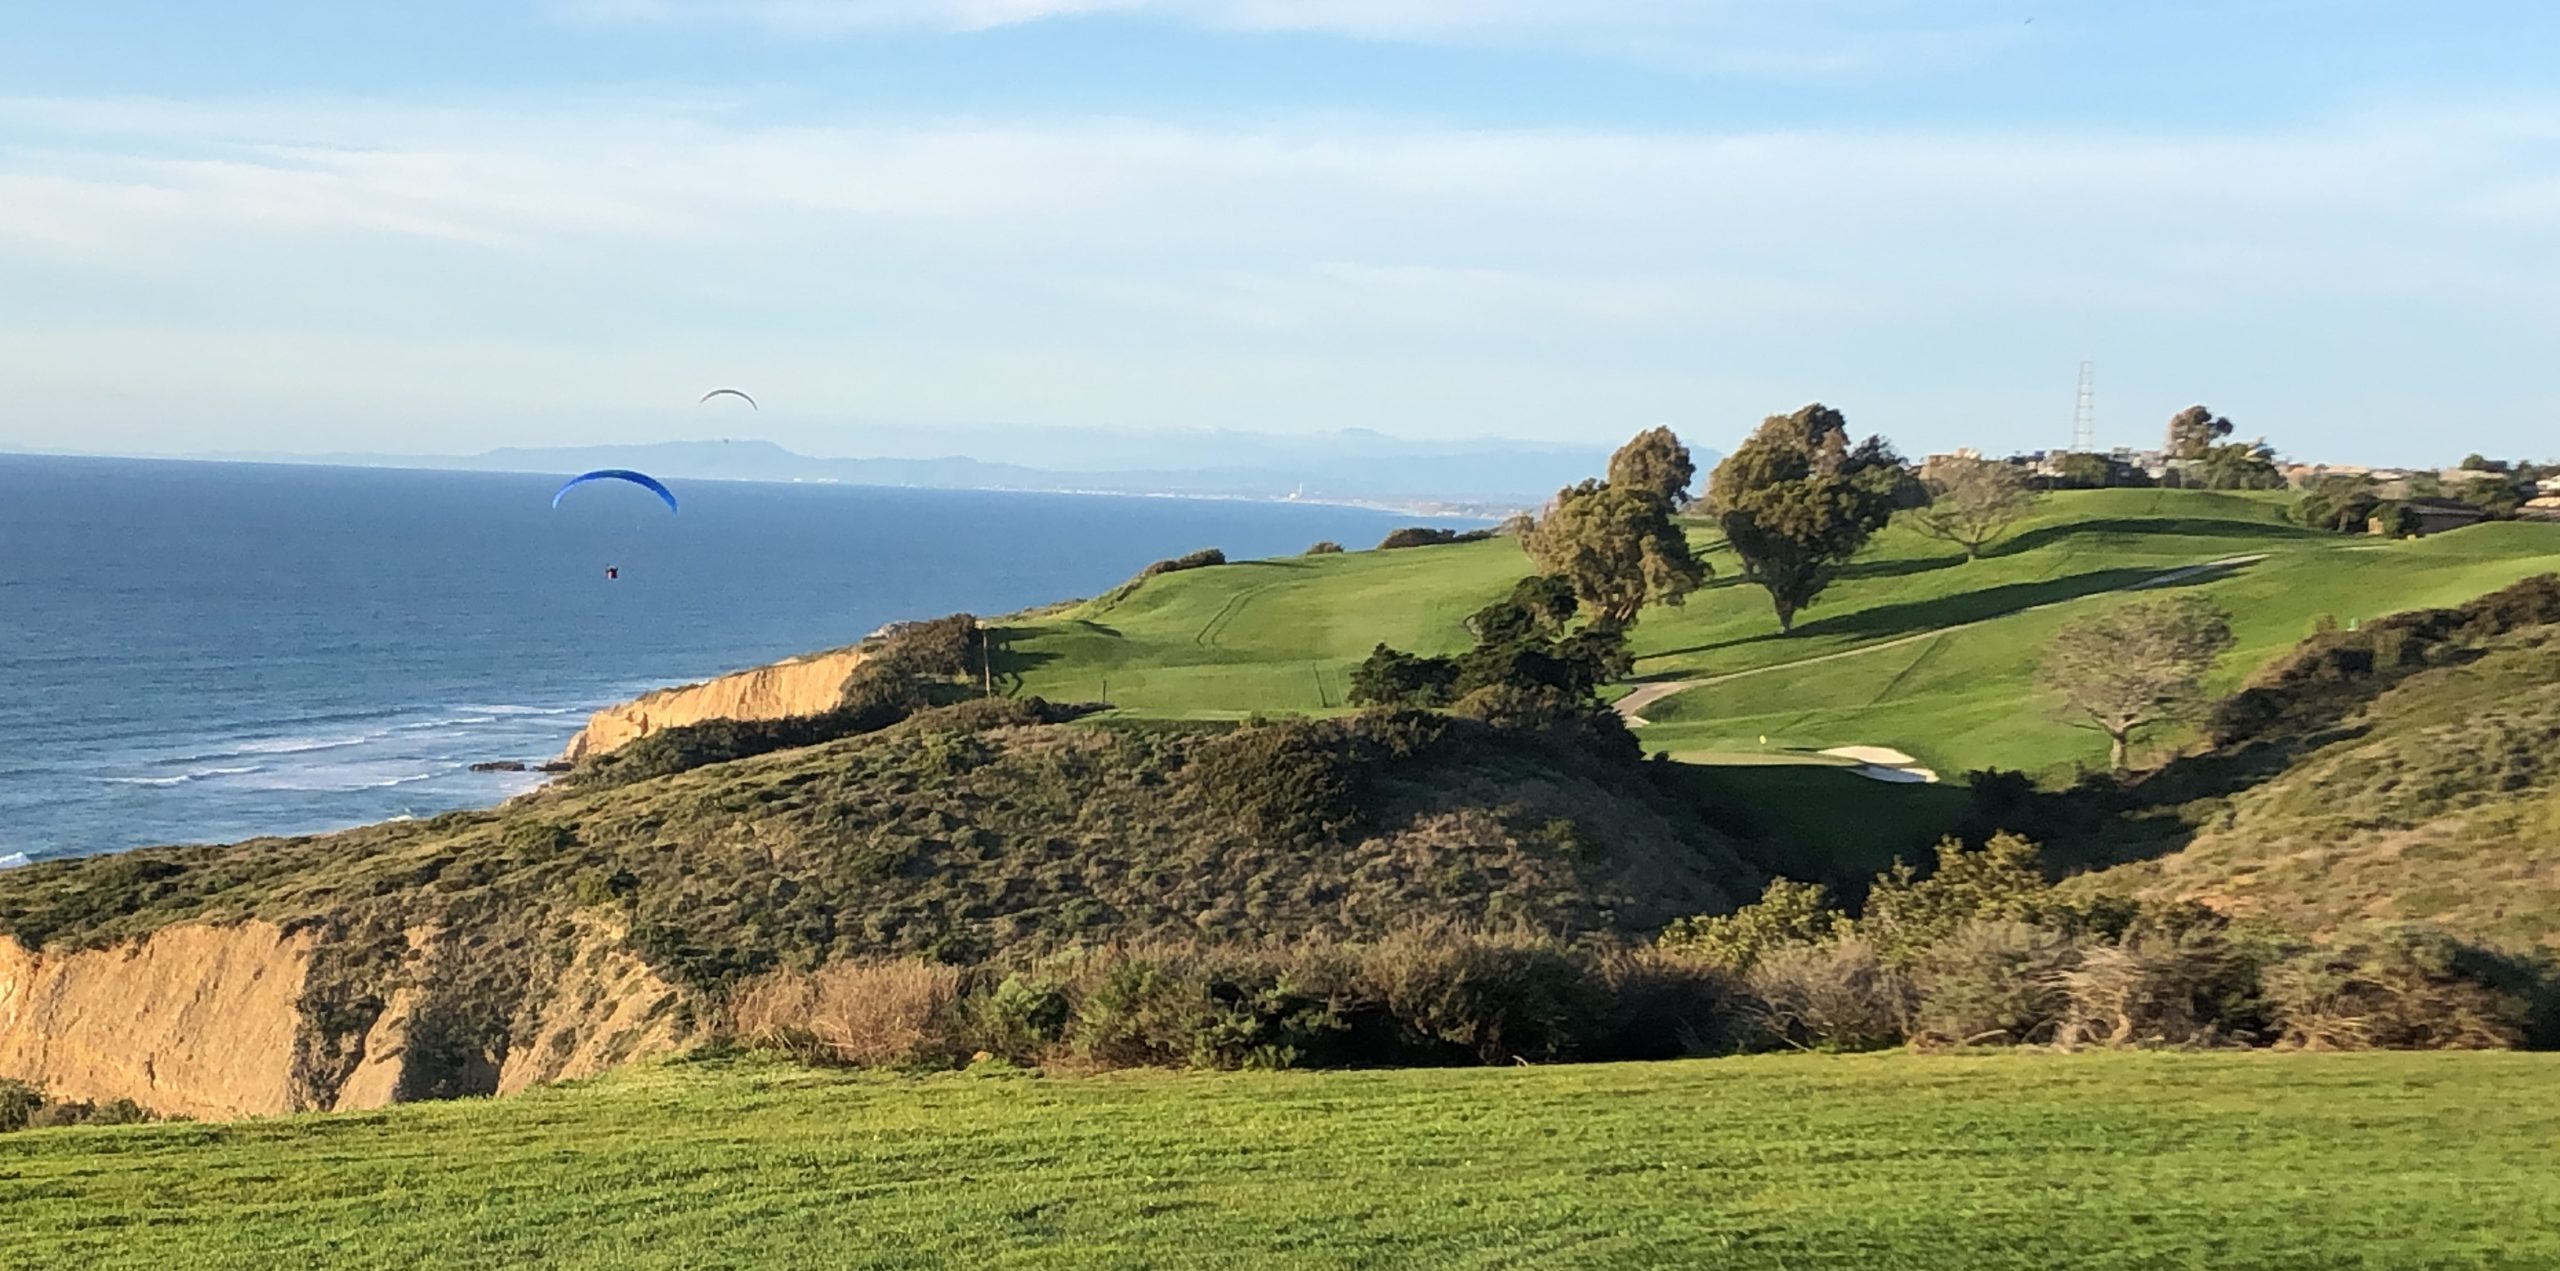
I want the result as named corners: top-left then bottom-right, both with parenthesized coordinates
top-left (1000, 542), bottom-right (1532, 714)
top-left (1637, 520), bottom-right (2560, 775)
top-left (6, 1052), bottom-right (2558, 1269)
top-left (994, 491), bottom-right (2560, 777)
top-left (1657, 762), bottom-right (1973, 893)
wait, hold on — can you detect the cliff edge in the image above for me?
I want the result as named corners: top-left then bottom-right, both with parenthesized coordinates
top-left (560, 645), bottom-right (867, 763)
top-left (0, 919), bottom-right (694, 1119)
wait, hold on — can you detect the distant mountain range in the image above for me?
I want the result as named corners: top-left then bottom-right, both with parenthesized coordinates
top-left (199, 428), bottom-right (1676, 515)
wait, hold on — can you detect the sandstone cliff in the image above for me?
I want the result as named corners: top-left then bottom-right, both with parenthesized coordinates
top-left (0, 923), bottom-right (315, 1119)
top-left (559, 645), bottom-right (867, 763)
top-left (0, 919), bottom-right (694, 1120)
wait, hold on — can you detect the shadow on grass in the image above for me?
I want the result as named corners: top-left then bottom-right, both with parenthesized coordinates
top-left (1986, 516), bottom-right (2320, 560)
top-left (1983, 728), bottom-right (2366, 876)
top-left (1650, 558), bottom-right (2267, 665)
top-left (1659, 762), bottom-right (1973, 903)
top-left (985, 628), bottom-right (1065, 696)
top-left (1832, 553), bottom-right (1970, 583)
top-left (1648, 567), bottom-right (2154, 661)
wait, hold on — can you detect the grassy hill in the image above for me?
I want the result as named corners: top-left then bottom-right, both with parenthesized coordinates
top-left (0, 710), bottom-right (1753, 969)
top-left (7, 1051), bottom-right (2559, 1268)
top-left (986, 492), bottom-right (2560, 876)
top-left (999, 492), bottom-right (2560, 781)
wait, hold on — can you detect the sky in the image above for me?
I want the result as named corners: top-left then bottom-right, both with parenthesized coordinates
top-left (2, 1), bottom-right (2555, 463)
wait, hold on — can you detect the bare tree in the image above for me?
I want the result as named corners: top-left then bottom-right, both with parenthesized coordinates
top-left (1906, 457), bottom-right (2038, 560)
top-left (2041, 595), bottom-right (2235, 771)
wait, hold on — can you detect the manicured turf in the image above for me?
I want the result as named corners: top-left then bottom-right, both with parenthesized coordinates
top-left (1658, 762), bottom-right (1974, 892)
top-left (996, 490), bottom-right (2560, 778)
top-left (1637, 518), bottom-right (2560, 775)
top-left (5, 1052), bottom-right (2556, 1269)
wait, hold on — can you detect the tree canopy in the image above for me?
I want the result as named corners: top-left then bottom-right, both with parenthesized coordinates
top-left (2165, 405), bottom-right (2236, 460)
top-left (1521, 481), bottom-right (1707, 627)
top-left (1705, 404), bottom-right (1909, 634)
top-left (2041, 594), bottom-right (2236, 771)
top-left (1605, 425), bottom-right (1698, 508)
top-left (1521, 428), bottom-right (1709, 630)
top-left (1906, 456), bottom-right (2038, 560)
top-left (2191, 440), bottom-right (2284, 490)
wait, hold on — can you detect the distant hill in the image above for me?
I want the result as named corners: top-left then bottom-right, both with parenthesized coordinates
top-left (204, 428), bottom-right (1647, 513)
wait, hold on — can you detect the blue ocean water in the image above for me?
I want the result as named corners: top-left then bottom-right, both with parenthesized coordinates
top-left (0, 455), bottom-right (1471, 863)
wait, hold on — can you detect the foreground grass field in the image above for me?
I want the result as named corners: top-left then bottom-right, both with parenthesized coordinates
top-left (6, 1052), bottom-right (2556, 1269)
top-left (996, 491), bottom-right (2560, 778)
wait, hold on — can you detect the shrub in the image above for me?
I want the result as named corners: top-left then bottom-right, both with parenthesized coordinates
top-left (1741, 938), bottom-right (1910, 1051)
top-left (863, 614), bottom-right (984, 679)
top-left (1860, 832), bottom-right (2049, 960)
top-left (1357, 927), bottom-right (1599, 1065)
top-left (1908, 919), bottom-right (2078, 1046)
top-left (1465, 576), bottom-right (1580, 644)
top-left (1378, 526), bottom-right (1493, 550)
top-left (1188, 718), bottom-right (1371, 846)
top-left (729, 960), bottom-right (968, 1067)
top-left (2053, 921), bottom-right (2268, 1050)
top-left (965, 972), bottom-right (1073, 1062)
top-left (1658, 878), bottom-right (1846, 971)
top-left (1349, 643), bottom-right (1460, 708)
top-left (2, 1086), bottom-right (158, 1133)
top-left (1579, 950), bottom-right (1739, 1060)
top-left (1187, 712), bottom-right (1449, 847)
top-left (0, 1081), bottom-right (40, 1133)
top-left (1145, 548), bottom-right (1227, 577)
top-left (1062, 950), bottom-right (1342, 1072)
top-left (1448, 685), bottom-right (1639, 761)
top-left (1093, 549), bottom-right (1229, 606)
top-left (2264, 927), bottom-right (2533, 1050)
top-left (1304, 541), bottom-right (1344, 555)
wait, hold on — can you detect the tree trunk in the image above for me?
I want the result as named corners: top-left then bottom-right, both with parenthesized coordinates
top-left (2107, 728), bottom-right (2129, 772)
top-left (1774, 600), bottom-right (1797, 635)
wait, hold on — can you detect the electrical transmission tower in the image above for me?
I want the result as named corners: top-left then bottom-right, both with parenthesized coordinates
top-left (2070, 360), bottom-right (2096, 454)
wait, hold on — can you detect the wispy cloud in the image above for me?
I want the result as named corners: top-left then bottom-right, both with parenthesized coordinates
top-left (2, 93), bottom-right (2554, 453)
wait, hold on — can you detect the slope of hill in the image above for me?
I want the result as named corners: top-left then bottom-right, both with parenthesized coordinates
top-left (0, 708), bottom-right (1756, 1115)
top-left (10, 1052), bottom-right (2560, 1268)
top-left (2096, 629), bottom-right (2560, 949)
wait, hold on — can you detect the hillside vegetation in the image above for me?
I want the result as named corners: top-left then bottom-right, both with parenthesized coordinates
top-left (0, 704), bottom-right (1762, 1101)
top-left (2098, 628), bottom-right (2560, 949)
top-left (7, 1052), bottom-right (2559, 1269)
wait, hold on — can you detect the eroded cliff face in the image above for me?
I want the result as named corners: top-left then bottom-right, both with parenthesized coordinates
top-left (0, 923), bottom-right (316, 1119)
top-left (0, 919), bottom-right (697, 1120)
top-left (559, 645), bottom-right (867, 762)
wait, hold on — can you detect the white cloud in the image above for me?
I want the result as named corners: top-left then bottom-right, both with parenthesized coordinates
top-left (1, 93), bottom-right (2555, 454)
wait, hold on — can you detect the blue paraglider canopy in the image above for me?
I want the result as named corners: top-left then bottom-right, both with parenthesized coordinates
top-left (552, 469), bottom-right (678, 513)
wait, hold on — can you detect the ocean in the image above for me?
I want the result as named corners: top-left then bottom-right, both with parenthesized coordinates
top-left (0, 455), bottom-right (1474, 863)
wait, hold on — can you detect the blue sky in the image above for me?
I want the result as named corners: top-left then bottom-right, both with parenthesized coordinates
top-left (3, 1), bottom-right (2555, 462)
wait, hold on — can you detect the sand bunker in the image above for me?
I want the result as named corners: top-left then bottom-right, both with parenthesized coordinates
top-left (1819, 746), bottom-right (1940, 784)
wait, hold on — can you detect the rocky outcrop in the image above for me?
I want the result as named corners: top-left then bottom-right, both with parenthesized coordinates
top-left (559, 645), bottom-right (868, 763)
top-left (0, 920), bottom-right (696, 1120)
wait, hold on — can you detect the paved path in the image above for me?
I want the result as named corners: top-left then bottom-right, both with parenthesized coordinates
top-left (1614, 553), bottom-right (2268, 726)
